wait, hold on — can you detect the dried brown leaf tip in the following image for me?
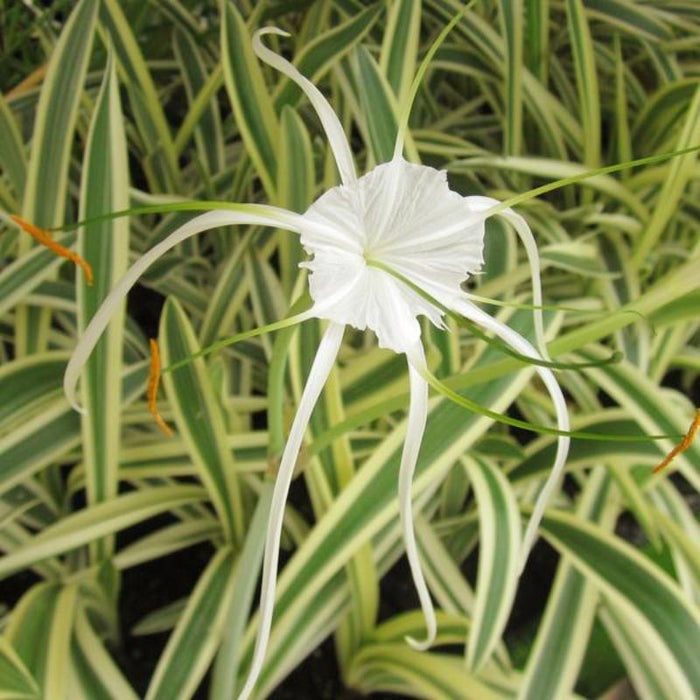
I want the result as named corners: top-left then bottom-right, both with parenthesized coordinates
top-left (653, 407), bottom-right (700, 474)
top-left (11, 215), bottom-right (94, 285)
top-left (148, 338), bottom-right (174, 437)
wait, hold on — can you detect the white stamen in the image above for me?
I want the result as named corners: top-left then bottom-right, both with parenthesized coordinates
top-left (237, 322), bottom-right (344, 700)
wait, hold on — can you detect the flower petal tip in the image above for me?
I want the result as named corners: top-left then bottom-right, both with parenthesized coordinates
top-left (254, 26), bottom-right (290, 40)
top-left (404, 633), bottom-right (433, 652)
top-left (69, 398), bottom-right (87, 416)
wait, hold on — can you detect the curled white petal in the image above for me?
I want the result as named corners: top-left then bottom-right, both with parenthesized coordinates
top-left (64, 206), bottom-right (304, 412)
top-left (400, 344), bottom-right (436, 650)
top-left (237, 322), bottom-right (344, 700)
top-left (464, 196), bottom-right (549, 360)
top-left (451, 299), bottom-right (570, 569)
top-left (253, 28), bottom-right (356, 186)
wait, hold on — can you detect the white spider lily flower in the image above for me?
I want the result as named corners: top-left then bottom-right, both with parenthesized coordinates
top-left (64, 27), bottom-right (571, 700)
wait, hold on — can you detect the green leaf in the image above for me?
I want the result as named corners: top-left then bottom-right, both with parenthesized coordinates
top-left (542, 510), bottom-right (700, 698)
top-left (210, 484), bottom-right (272, 699)
top-left (582, 346), bottom-right (700, 490)
top-left (273, 5), bottom-right (382, 111)
top-left (539, 240), bottom-right (615, 278)
top-left (0, 486), bottom-right (206, 580)
top-left (348, 643), bottom-right (504, 699)
top-left (380, 0), bottom-right (421, 105)
top-left (0, 92), bottom-right (26, 200)
top-left (0, 637), bottom-right (39, 699)
top-left (355, 46), bottom-right (400, 164)
top-left (5, 583), bottom-right (61, 695)
top-left (221, 0), bottom-right (279, 199)
top-left (584, 0), bottom-right (673, 41)
top-left (632, 84), bottom-right (700, 264)
top-left (160, 297), bottom-right (245, 544)
top-left (17, 0), bottom-right (99, 355)
top-left (565, 0), bottom-right (600, 167)
top-left (519, 468), bottom-right (613, 699)
top-left (451, 155), bottom-right (647, 220)
top-left (99, 0), bottom-right (180, 191)
top-left (43, 583), bottom-right (79, 699)
top-left (78, 50), bottom-right (130, 544)
top-left (524, 0), bottom-right (549, 83)
top-left (0, 363), bottom-right (147, 499)
top-left (172, 29), bottom-right (224, 176)
top-left (0, 352), bottom-right (67, 432)
top-left (277, 106), bottom-right (313, 294)
top-left (20, 0), bottom-right (98, 229)
top-left (0, 234), bottom-right (76, 318)
top-left (146, 547), bottom-right (237, 700)
top-left (71, 609), bottom-right (138, 699)
top-left (198, 230), bottom-right (254, 348)
top-left (464, 456), bottom-right (521, 670)
top-left (497, 0), bottom-right (523, 155)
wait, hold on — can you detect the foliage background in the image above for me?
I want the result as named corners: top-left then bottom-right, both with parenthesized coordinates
top-left (0, 1), bottom-right (699, 698)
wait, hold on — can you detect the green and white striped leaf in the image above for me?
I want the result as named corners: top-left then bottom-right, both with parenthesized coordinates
top-left (78, 51), bottom-right (129, 550)
top-left (584, 0), bottom-right (672, 41)
top-left (277, 106), bottom-right (312, 294)
top-left (542, 510), bottom-right (700, 699)
top-left (198, 230), bottom-right (254, 348)
top-left (518, 468), bottom-right (614, 700)
top-left (0, 363), bottom-right (147, 498)
top-left (43, 584), bottom-right (79, 699)
top-left (565, 0), bottom-right (600, 167)
top-left (0, 93), bottom-right (26, 200)
top-left (99, 0), bottom-right (180, 191)
top-left (210, 484), bottom-right (272, 699)
top-left (160, 297), bottom-right (245, 544)
top-left (146, 547), bottom-right (237, 700)
top-left (0, 352), bottom-right (66, 433)
top-left (582, 347), bottom-right (700, 490)
top-left (0, 234), bottom-right (76, 318)
top-left (348, 643), bottom-right (503, 699)
top-left (71, 609), bottom-right (138, 699)
top-left (0, 637), bottom-right (39, 699)
top-left (380, 0), bottom-right (421, 105)
top-left (599, 604), bottom-right (669, 700)
top-left (633, 84), bottom-right (700, 264)
top-left (464, 456), bottom-right (521, 670)
top-left (5, 582), bottom-right (77, 698)
top-left (274, 5), bottom-right (382, 111)
top-left (355, 46), bottom-right (400, 164)
top-left (221, 0), bottom-right (279, 199)
top-left (172, 29), bottom-right (224, 176)
top-left (17, 0), bottom-right (99, 355)
top-left (20, 0), bottom-right (97, 230)
top-left (0, 486), bottom-right (206, 580)
top-left (497, 0), bottom-right (523, 155)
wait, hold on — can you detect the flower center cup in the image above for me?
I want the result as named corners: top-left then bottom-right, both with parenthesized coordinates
top-left (301, 158), bottom-right (485, 355)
